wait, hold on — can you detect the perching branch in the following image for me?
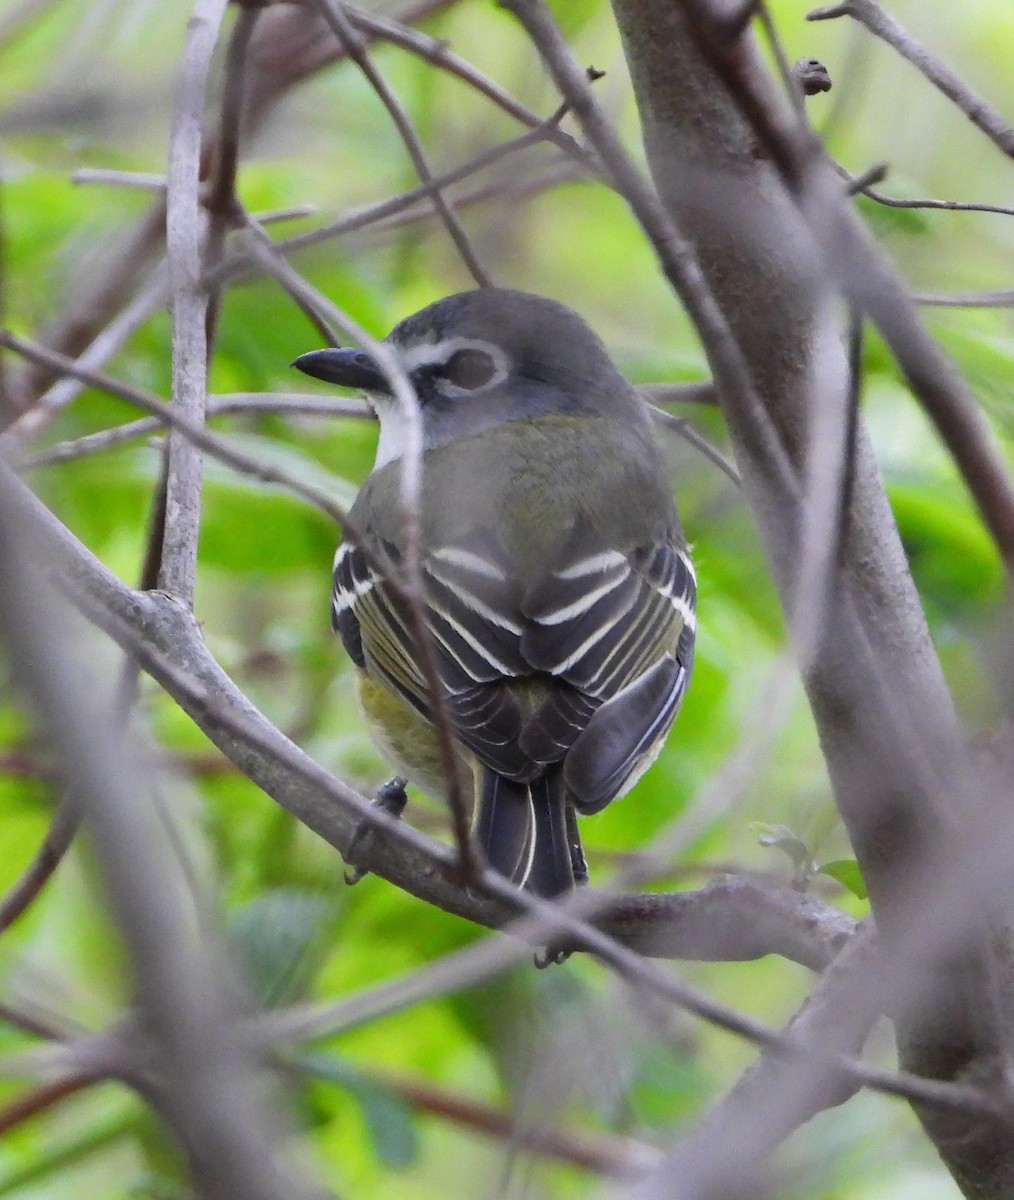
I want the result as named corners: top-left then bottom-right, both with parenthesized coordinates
top-left (0, 468), bottom-right (329, 1200)
top-left (0, 459), bottom-right (853, 974)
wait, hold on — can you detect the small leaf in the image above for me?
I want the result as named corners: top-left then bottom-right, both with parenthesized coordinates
top-left (296, 1054), bottom-right (420, 1169)
top-left (751, 823), bottom-right (813, 872)
top-left (817, 858), bottom-right (868, 900)
top-left (229, 888), bottom-right (332, 1008)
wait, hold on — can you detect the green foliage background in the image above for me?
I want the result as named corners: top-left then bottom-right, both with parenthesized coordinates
top-left (1, 1), bottom-right (1012, 1196)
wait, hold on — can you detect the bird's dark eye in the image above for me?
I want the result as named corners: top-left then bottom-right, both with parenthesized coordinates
top-left (440, 348), bottom-right (496, 390)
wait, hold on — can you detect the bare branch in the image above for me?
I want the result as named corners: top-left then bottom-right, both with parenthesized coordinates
top-left (70, 168), bottom-right (169, 192)
top-left (0, 470), bottom-right (329, 1200)
top-left (916, 288), bottom-right (1014, 309)
top-left (0, 1072), bottom-right (105, 1137)
top-left (625, 926), bottom-right (883, 1199)
top-left (649, 407), bottom-right (742, 487)
top-left (0, 264), bottom-right (169, 449)
top-left (313, 0), bottom-right (492, 287)
top-left (344, 3), bottom-right (585, 158)
top-left (0, 800), bottom-right (79, 934)
top-left (18, 392), bottom-right (369, 470)
top-left (808, 0), bottom-right (1014, 158)
top-left (339, 1065), bottom-right (660, 1175)
top-left (202, 3), bottom-right (263, 354)
top-left (0, 329), bottom-right (353, 527)
top-left (0, 463), bottom-right (854, 974)
top-left (159, 0), bottom-right (231, 606)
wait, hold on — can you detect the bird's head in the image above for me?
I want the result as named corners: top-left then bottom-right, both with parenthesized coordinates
top-left (292, 288), bottom-right (644, 466)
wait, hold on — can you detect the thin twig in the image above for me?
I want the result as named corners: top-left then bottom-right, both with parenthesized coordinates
top-left (915, 289), bottom-right (1014, 309)
top-left (71, 168), bottom-right (168, 192)
top-left (312, 0), bottom-right (492, 287)
top-left (207, 103), bottom-right (577, 286)
top-left (0, 1072), bottom-right (104, 1136)
top-left (0, 800), bottom-right (79, 933)
top-left (238, 215), bottom-right (341, 344)
top-left (638, 381), bottom-right (717, 407)
top-left (336, 1064), bottom-right (660, 1175)
top-left (754, 0), bottom-right (805, 114)
top-left (0, 999), bottom-right (81, 1043)
top-left (0, 330), bottom-right (353, 527)
top-left (344, 4), bottom-right (586, 160)
top-left (0, 263), bottom-right (169, 449)
top-left (838, 161), bottom-right (1014, 219)
top-left (861, 189), bottom-right (1014, 220)
top-left (19, 393), bottom-right (369, 471)
top-left (808, 0), bottom-right (1014, 159)
top-left (364, 157), bottom-right (587, 238)
top-left (649, 407), bottom-right (741, 487)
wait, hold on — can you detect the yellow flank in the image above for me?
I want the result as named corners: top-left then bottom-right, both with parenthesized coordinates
top-left (356, 672), bottom-right (474, 802)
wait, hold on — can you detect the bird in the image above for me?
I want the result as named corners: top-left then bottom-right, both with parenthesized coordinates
top-left (292, 288), bottom-right (695, 897)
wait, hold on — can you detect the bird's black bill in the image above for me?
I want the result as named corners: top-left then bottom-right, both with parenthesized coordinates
top-left (291, 347), bottom-right (389, 392)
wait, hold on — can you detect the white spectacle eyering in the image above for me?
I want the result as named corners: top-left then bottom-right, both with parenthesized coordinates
top-left (369, 337), bottom-right (510, 470)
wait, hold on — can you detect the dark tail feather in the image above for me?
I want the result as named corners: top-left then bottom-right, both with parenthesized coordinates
top-left (475, 771), bottom-right (534, 885)
top-left (526, 766), bottom-right (576, 898)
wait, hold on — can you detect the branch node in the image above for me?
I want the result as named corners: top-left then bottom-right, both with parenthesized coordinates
top-left (793, 57), bottom-right (833, 95)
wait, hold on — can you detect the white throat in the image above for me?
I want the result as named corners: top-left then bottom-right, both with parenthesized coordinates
top-left (370, 396), bottom-right (407, 469)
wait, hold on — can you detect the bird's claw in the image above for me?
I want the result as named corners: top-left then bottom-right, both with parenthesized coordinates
top-left (343, 777), bottom-right (409, 884)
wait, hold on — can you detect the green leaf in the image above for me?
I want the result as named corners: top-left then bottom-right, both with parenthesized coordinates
top-left (229, 887), bottom-right (334, 1008)
top-left (817, 859), bottom-right (869, 900)
top-left (890, 482), bottom-right (1003, 614)
top-left (296, 1054), bottom-right (420, 1169)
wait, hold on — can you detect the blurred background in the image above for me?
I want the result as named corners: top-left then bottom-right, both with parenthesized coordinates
top-left (0, 0), bottom-right (1012, 1196)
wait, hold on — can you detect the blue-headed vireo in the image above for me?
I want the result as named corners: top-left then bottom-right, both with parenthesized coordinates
top-left (293, 288), bottom-right (696, 897)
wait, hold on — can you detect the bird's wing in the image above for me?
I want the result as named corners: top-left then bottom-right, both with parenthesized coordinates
top-left (516, 522), bottom-right (696, 799)
top-left (332, 518), bottom-right (695, 791)
top-left (331, 532), bottom-right (535, 780)
top-left (520, 522), bottom-right (696, 698)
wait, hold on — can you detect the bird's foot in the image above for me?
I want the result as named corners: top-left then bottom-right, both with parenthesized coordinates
top-left (344, 777), bottom-right (408, 884)
top-left (534, 944), bottom-right (572, 969)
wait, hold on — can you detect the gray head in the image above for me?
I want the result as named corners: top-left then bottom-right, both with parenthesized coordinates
top-left (292, 288), bottom-right (647, 466)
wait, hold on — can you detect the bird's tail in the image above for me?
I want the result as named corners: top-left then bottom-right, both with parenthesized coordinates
top-left (475, 766), bottom-right (575, 897)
